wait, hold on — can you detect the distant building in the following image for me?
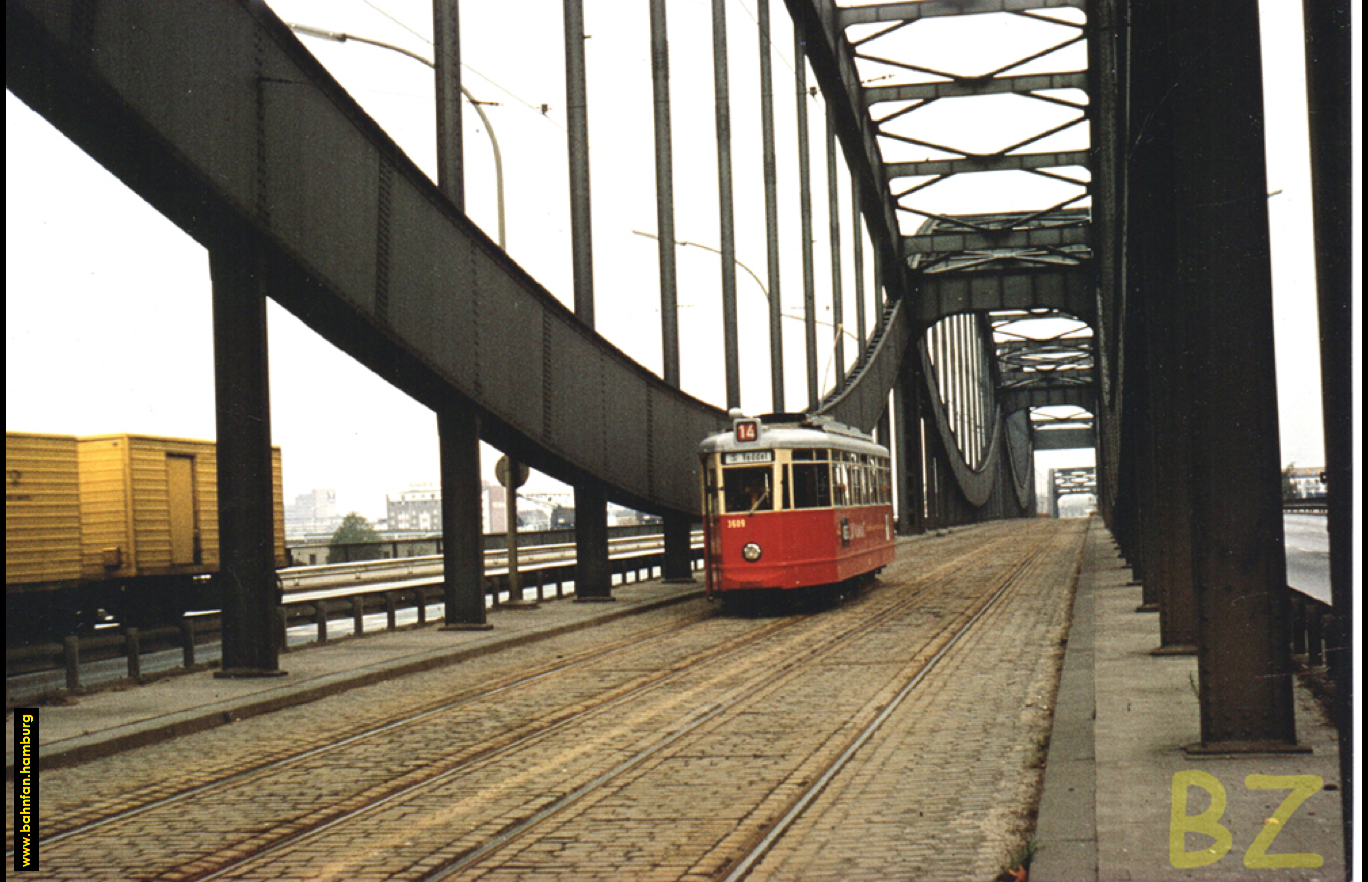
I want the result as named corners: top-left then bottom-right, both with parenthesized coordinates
top-left (387, 483), bottom-right (442, 532)
top-left (1286, 466), bottom-right (1327, 498)
top-left (285, 488), bottom-right (342, 539)
top-left (384, 480), bottom-right (518, 534)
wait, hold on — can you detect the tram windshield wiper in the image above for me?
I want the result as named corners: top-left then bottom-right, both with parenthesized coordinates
top-left (747, 488), bottom-right (771, 517)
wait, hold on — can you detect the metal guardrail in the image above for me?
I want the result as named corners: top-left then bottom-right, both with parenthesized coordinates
top-left (6, 545), bottom-right (705, 696)
top-left (286, 524), bottom-right (672, 567)
top-left (1283, 500), bottom-right (1329, 514)
top-left (1288, 587), bottom-right (1335, 668)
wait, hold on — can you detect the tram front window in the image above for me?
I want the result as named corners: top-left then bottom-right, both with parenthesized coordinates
top-left (724, 466), bottom-right (773, 514)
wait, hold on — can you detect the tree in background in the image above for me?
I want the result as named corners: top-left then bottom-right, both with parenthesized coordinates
top-left (329, 512), bottom-right (382, 562)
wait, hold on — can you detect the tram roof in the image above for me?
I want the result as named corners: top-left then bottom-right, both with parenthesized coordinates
top-left (699, 415), bottom-right (889, 459)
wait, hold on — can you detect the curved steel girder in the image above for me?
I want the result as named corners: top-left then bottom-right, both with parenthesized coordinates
top-left (784, 0), bottom-right (906, 301)
top-left (1004, 408), bottom-right (1036, 512)
top-left (815, 300), bottom-right (910, 431)
top-left (6, 0), bottom-right (727, 517)
top-left (912, 266), bottom-right (1096, 326)
top-left (918, 339), bottom-right (1001, 508)
top-left (1002, 385), bottom-right (1096, 413)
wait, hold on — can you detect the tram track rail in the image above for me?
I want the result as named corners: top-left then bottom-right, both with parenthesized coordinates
top-left (187, 530), bottom-right (1035, 882)
top-left (13, 611), bottom-right (715, 852)
top-left (718, 527), bottom-right (1064, 881)
top-left (14, 523), bottom-right (1054, 881)
top-left (423, 528), bottom-right (1062, 882)
top-left (182, 540), bottom-right (1001, 882)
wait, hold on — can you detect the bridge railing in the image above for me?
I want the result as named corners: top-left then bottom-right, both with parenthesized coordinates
top-left (6, 544), bottom-right (704, 701)
top-left (1287, 587), bottom-right (1335, 668)
top-left (286, 524), bottom-right (669, 567)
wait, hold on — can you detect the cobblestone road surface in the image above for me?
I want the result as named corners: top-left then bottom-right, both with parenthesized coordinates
top-left (9, 520), bottom-right (1085, 881)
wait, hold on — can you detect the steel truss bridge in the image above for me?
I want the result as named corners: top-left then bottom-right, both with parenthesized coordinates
top-left (6, 0), bottom-right (1351, 787)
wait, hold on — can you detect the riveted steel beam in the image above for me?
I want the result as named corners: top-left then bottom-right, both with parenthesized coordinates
top-left (839, 0), bottom-right (1085, 27)
top-left (865, 72), bottom-right (1088, 105)
top-left (1033, 426), bottom-right (1094, 450)
top-left (887, 149), bottom-right (1090, 180)
top-left (1001, 386), bottom-right (1094, 414)
top-left (904, 223), bottom-right (1090, 256)
top-left (912, 266), bottom-right (1094, 325)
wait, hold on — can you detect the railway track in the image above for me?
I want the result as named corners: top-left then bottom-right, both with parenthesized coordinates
top-left (280, 533), bottom-right (700, 595)
top-left (13, 522), bottom-right (1081, 881)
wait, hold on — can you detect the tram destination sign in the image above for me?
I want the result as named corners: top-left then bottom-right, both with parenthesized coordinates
top-left (723, 451), bottom-right (774, 465)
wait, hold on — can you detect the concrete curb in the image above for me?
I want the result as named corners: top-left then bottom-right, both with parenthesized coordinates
top-left (1030, 518), bottom-right (1101, 881)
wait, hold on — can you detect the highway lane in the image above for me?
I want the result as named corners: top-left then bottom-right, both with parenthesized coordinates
top-left (1284, 512), bottom-right (1330, 605)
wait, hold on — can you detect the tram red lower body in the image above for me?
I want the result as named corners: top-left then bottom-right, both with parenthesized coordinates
top-left (703, 505), bottom-right (895, 595)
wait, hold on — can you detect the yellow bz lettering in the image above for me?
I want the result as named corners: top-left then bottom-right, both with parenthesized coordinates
top-left (1170, 771), bottom-right (1324, 869)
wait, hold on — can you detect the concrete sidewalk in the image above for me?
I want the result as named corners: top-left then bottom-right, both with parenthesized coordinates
top-left (1033, 519), bottom-right (1347, 881)
top-left (6, 578), bottom-right (705, 776)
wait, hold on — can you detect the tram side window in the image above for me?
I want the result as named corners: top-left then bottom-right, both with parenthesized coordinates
top-left (724, 466), bottom-right (774, 513)
top-left (792, 463), bottom-right (831, 509)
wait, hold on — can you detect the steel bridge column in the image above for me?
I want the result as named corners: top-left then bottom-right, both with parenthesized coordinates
top-left (1129, 1), bottom-right (1196, 648)
top-left (1172, 0), bottom-right (1295, 748)
top-left (210, 243), bottom-right (283, 677)
top-left (564, 0), bottom-right (594, 325)
top-left (1124, 312), bottom-right (1156, 606)
top-left (1303, 0), bottom-right (1354, 854)
top-left (662, 512), bottom-right (694, 582)
top-left (895, 347), bottom-right (926, 534)
top-left (574, 482), bottom-right (613, 601)
top-left (432, 1), bottom-right (490, 630)
top-left (852, 188), bottom-right (866, 358)
top-left (649, 0), bottom-right (679, 390)
top-left (564, 0), bottom-right (611, 600)
top-left (794, 22), bottom-right (818, 409)
top-left (438, 412), bottom-right (488, 626)
top-left (711, 0), bottom-right (741, 410)
top-left (757, 0), bottom-right (784, 413)
top-left (648, 0), bottom-right (694, 584)
top-left (827, 113), bottom-right (845, 391)
top-left (955, 318), bottom-right (968, 469)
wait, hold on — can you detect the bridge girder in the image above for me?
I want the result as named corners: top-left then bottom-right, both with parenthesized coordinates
top-left (5, 0), bottom-right (726, 519)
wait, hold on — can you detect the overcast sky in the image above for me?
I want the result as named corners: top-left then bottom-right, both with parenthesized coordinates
top-left (5, 0), bottom-right (1343, 521)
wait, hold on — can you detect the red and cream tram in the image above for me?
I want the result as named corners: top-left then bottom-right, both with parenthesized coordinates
top-left (699, 412), bottom-right (895, 600)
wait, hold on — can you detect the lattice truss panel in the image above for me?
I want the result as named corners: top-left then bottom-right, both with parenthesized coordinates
top-left (841, 1), bottom-right (1091, 240)
top-left (838, 0), bottom-right (1096, 456)
top-left (1051, 465), bottom-right (1097, 496)
top-left (993, 309), bottom-right (1094, 446)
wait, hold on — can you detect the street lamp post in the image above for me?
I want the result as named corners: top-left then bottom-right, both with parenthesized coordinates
top-left (286, 24), bottom-right (505, 249)
top-left (289, 20), bottom-right (528, 613)
top-left (634, 230), bottom-right (857, 411)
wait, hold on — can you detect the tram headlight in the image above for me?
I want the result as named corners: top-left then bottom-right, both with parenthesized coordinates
top-left (742, 542), bottom-right (763, 562)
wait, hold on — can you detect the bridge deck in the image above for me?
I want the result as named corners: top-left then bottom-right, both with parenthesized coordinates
top-left (6, 520), bottom-right (1343, 880)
